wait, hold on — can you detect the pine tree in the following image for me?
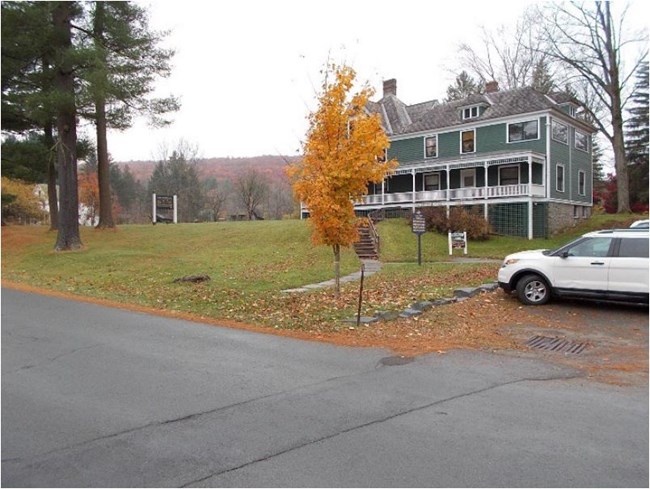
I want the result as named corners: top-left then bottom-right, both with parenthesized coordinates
top-left (148, 146), bottom-right (205, 223)
top-left (444, 71), bottom-right (482, 102)
top-left (1, 1), bottom-right (60, 229)
top-left (79, 1), bottom-right (179, 229)
top-left (625, 61), bottom-right (649, 209)
top-left (531, 59), bottom-right (555, 94)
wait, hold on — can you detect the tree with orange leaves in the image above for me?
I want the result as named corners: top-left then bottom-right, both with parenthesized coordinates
top-left (288, 64), bottom-right (397, 295)
top-left (78, 171), bottom-right (100, 226)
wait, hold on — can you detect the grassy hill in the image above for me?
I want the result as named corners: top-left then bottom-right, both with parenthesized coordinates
top-left (2, 213), bottom-right (645, 341)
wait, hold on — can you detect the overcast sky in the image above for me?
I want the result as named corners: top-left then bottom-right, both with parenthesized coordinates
top-left (103, 0), bottom-right (648, 163)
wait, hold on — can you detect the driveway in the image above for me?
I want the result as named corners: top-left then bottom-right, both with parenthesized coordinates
top-left (2, 288), bottom-right (648, 487)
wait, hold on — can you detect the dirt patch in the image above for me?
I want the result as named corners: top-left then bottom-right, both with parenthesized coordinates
top-left (3, 280), bottom-right (647, 386)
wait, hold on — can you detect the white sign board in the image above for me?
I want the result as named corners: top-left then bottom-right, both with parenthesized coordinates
top-left (448, 231), bottom-right (467, 255)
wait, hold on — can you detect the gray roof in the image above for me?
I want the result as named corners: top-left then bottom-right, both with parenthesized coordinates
top-left (371, 86), bottom-right (593, 136)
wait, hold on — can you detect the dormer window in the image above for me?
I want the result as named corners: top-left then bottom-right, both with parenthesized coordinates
top-left (462, 106), bottom-right (480, 120)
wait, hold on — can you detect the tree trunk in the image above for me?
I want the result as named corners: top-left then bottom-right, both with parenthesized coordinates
top-left (333, 244), bottom-right (341, 297)
top-left (52, 1), bottom-right (82, 251)
top-left (95, 97), bottom-right (115, 228)
top-left (93, 2), bottom-right (115, 229)
top-left (601, 1), bottom-right (630, 213)
top-left (44, 121), bottom-right (59, 231)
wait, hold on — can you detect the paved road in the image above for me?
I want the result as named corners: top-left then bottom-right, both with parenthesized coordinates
top-left (2, 288), bottom-right (648, 487)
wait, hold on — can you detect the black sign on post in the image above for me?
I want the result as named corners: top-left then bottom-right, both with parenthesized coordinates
top-left (412, 210), bottom-right (426, 265)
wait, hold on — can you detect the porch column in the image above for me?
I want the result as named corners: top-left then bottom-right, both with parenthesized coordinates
top-left (528, 199), bottom-right (534, 240)
top-left (484, 162), bottom-right (488, 198)
top-left (381, 180), bottom-right (385, 206)
top-left (446, 164), bottom-right (450, 202)
top-left (528, 155), bottom-right (533, 197)
top-left (412, 169), bottom-right (416, 211)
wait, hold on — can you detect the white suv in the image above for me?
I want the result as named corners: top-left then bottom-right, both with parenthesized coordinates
top-left (498, 229), bottom-right (649, 305)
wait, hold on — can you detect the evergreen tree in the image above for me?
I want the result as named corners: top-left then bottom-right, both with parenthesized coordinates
top-left (148, 149), bottom-right (205, 223)
top-left (444, 71), bottom-right (482, 102)
top-left (1, 134), bottom-right (49, 182)
top-left (531, 59), bottom-right (555, 94)
top-left (52, 1), bottom-right (83, 250)
top-left (625, 61), bottom-right (649, 209)
top-left (1, 1), bottom-right (60, 229)
top-left (78, 2), bottom-right (179, 229)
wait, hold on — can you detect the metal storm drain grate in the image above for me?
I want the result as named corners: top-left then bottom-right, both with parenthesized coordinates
top-left (525, 335), bottom-right (589, 354)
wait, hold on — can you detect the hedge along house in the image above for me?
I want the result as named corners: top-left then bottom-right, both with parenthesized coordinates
top-left (359, 79), bottom-right (597, 239)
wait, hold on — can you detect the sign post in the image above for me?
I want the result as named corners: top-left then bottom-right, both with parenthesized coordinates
top-left (412, 210), bottom-right (426, 265)
top-left (448, 231), bottom-right (468, 255)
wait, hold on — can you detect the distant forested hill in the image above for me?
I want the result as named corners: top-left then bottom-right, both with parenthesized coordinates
top-left (114, 155), bottom-right (300, 184)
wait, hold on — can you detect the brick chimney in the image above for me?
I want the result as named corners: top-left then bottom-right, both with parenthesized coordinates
top-left (383, 78), bottom-right (397, 97)
top-left (485, 80), bottom-right (499, 93)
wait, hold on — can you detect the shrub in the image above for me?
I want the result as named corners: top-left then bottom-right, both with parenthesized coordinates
top-left (406, 207), bottom-right (491, 240)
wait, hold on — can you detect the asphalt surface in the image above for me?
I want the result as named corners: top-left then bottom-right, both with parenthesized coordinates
top-left (2, 287), bottom-right (648, 487)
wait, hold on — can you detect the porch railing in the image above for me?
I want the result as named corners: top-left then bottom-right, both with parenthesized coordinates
top-left (361, 184), bottom-right (545, 206)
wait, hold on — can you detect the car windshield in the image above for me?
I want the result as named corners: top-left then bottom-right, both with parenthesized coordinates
top-left (547, 236), bottom-right (585, 256)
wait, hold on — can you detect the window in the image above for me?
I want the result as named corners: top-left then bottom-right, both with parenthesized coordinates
top-left (424, 135), bottom-right (437, 158)
top-left (565, 237), bottom-right (613, 257)
top-left (499, 165), bottom-right (520, 185)
top-left (582, 206), bottom-right (589, 218)
top-left (578, 170), bottom-right (586, 196)
top-left (461, 130), bottom-right (475, 154)
top-left (460, 169), bottom-right (476, 188)
top-left (424, 173), bottom-right (440, 191)
top-left (618, 238), bottom-right (649, 258)
top-left (377, 148), bottom-right (388, 163)
top-left (573, 206), bottom-right (580, 218)
top-left (347, 119), bottom-right (355, 138)
top-left (552, 120), bottom-right (568, 144)
top-left (462, 106), bottom-right (479, 119)
top-left (508, 120), bottom-right (539, 142)
top-left (575, 130), bottom-right (588, 151)
top-left (556, 164), bottom-right (565, 192)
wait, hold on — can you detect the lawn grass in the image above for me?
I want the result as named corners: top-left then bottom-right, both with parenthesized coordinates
top-left (377, 212), bottom-right (646, 262)
top-left (2, 212), bottom-right (645, 334)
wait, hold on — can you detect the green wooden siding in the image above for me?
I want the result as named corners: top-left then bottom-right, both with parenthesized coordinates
top-left (548, 124), bottom-right (592, 203)
top-left (389, 117), bottom-right (548, 162)
top-left (388, 138), bottom-right (422, 162)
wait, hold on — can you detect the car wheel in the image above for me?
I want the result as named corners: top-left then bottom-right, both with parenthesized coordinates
top-left (516, 274), bottom-right (550, 305)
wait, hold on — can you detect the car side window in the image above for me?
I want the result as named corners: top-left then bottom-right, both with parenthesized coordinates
top-left (565, 237), bottom-right (613, 257)
top-left (618, 237), bottom-right (649, 258)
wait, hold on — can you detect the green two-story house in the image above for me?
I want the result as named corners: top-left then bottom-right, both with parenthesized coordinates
top-left (359, 79), bottom-right (596, 239)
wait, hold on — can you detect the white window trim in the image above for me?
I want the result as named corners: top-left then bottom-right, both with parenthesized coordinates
top-left (423, 134), bottom-right (438, 159)
top-left (574, 130), bottom-right (589, 152)
top-left (462, 106), bottom-right (479, 120)
top-left (460, 168), bottom-right (476, 188)
top-left (460, 129), bottom-right (476, 154)
top-left (423, 172), bottom-right (441, 191)
top-left (551, 120), bottom-right (569, 145)
top-left (499, 165), bottom-right (521, 186)
top-left (556, 163), bottom-right (565, 193)
top-left (506, 119), bottom-right (540, 144)
top-left (578, 170), bottom-right (586, 196)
